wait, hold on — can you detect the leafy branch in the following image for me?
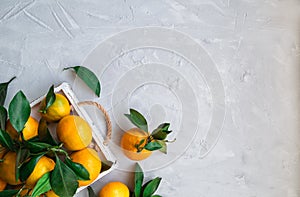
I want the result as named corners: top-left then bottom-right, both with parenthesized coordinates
top-left (133, 163), bottom-right (162, 197)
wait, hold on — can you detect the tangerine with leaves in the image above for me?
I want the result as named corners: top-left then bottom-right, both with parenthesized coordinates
top-left (121, 128), bottom-right (152, 161)
top-left (121, 109), bottom-right (174, 161)
top-left (56, 115), bottom-right (93, 151)
top-left (25, 156), bottom-right (55, 188)
top-left (70, 147), bottom-right (102, 186)
top-left (40, 93), bottom-right (70, 122)
top-left (6, 116), bottom-right (38, 141)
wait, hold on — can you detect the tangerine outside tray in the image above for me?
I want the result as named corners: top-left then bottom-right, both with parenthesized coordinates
top-left (30, 82), bottom-right (117, 194)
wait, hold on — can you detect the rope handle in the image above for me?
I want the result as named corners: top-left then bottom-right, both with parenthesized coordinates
top-left (77, 101), bottom-right (112, 146)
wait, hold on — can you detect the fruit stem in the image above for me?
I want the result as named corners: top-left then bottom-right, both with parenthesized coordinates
top-left (136, 147), bottom-right (143, 153)
top-left (147, 135), bottom-right (154, 143)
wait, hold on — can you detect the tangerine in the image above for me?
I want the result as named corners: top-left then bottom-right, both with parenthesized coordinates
top-left (56, 115), bottom-right (92, 151)
top-left (120, 128), bottom-right (152, 161)
top-left (70, 148), bottom-right (101, 186)
top-left (40, 94), bottom-right (70, 122)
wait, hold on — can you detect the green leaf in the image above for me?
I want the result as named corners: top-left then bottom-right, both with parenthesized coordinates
top-left (125, 109), bottom-right (148, 132)
top-left (135, 139), bottom-right (145, 153)
top-left (157, 140), bottom-right (167, 154)
top-left (16, 147), bottom-right (30, 182)
top-left (51, 155), bottom-right (78, 197)
top-left (8, 91), bottom-right (31, 132)
top-left (0, 76), bottom-right (16, 106)
top-left (0, 189), bottom-right (19, 197)
top-left (64, 66), bottom-right (101, 97)
top-left (38, 119), bottom-right (57, 146)
top-left (20, 149), bottom-right (30, 162)
top-left (151, 123), bottom-right (171, 140)
top-left (142, 177), bottom-right (162, 197)
top-left (23, 140), bottom-right (52, 153)
top-left (0, 106), bottom-right (7, 131)
top-left (158, 123), bottom-right (170, 131)
top-left (20, 154), bottom-right (43, 182)
top-left (0, 129), bottom-right (14, 151)
top-left (134, 163), bottom-right (144, 197)
top-left (65, 157), bottom-right (90, 181)
top-left (15, 147), bottom-right (29, 181)
top-left (144, 141), bottom-right (163, 151)
top-left (31, 172), bottom-right (51, 197)
top-left (16, 148), bottom-right (22, 170)
top-left (27, 136), bottom-right (40, 142)
top-left (41, 85), bottom-right (56, 112)
top-left (87, 186), bottom-right (97, 197)
top-left (151, 195), bottom-right (162, 197)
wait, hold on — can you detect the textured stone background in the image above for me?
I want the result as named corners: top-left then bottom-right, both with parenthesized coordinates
top-left (0, 0), bottom-right (300, 196)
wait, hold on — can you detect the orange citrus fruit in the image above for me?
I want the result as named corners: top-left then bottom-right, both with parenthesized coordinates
top-left (45, 190), bottom-right (59, 197)
top-left (6, 116), bottom-right (38, 141)
top-left (56, 115), bottom-right (92, 151)
top-left (70, 148), bottom-right (101, 186)
top-left (0, 151), bottom-right (22, 185)
top-left (0, 147), bottom-right (7, 190)
top-left (0, 178), bottom-right (6, 191)
top-left (120, 128), bottom-right (152, 161)
top-left (25, 156), bottom-right (55, 188)
top-left (99, 182), bottom-right (130, 197)
top-left (40, 93), bottom-right (71, 122)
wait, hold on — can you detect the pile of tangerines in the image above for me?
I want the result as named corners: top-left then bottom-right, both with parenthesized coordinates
top-left (0, 67), bottom-right (172, 197)
top-left (0, 89), bottom-right (102, 197)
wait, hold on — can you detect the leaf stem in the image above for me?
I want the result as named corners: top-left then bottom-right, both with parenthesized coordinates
top-left (7, 76), bottom-right (16, 84)
top-left (48, 146), bottom-right (70, 160)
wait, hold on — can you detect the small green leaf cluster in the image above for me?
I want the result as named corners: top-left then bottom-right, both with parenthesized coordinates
top-left (125, 109), bottom-right (175, 154)
top-left (133, 163), bottom-right (162, 197)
